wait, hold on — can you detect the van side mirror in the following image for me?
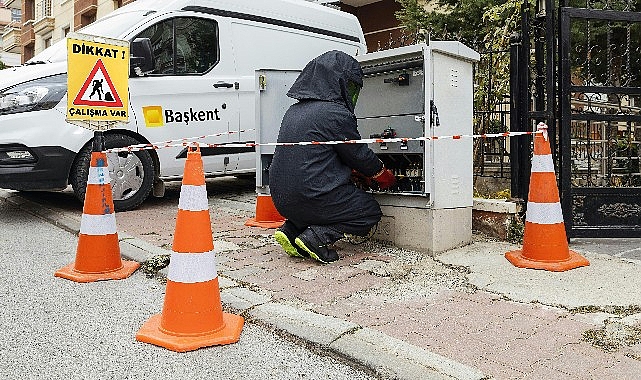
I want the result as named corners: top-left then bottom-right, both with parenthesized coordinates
top-left (130, 38), bottom-right (154, 77)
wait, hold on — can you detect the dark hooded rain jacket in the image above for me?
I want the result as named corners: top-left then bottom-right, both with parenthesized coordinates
top-left (269, 50), bottom-right (383, 230)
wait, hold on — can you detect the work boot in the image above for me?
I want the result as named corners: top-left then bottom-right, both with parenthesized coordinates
top-left (294, 227), bottom-right (339, 264)
top-left (274, 221), bottom-right (309, 258)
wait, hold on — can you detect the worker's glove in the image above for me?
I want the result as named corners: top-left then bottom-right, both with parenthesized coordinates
top-left (350, 170), bottom-right (371, 190)
top-left (372, 167), bottom-right (396, 190)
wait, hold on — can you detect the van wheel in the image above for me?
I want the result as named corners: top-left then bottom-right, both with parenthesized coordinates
top-left (70, 134), bottom-right (155, 212)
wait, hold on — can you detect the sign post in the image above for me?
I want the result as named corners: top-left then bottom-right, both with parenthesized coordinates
top-left (66, 33), bottom-right (130, 151)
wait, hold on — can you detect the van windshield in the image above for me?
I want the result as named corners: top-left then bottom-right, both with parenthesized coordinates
top-left (27, 10), bottom-right (153, 64)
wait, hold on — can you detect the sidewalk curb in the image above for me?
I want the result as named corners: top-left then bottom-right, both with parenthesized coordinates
top-left (0, 189), bottom-right (490, 380)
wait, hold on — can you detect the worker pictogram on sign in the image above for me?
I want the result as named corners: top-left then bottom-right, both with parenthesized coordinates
top-left (73, 59), bottom-right (123, 107)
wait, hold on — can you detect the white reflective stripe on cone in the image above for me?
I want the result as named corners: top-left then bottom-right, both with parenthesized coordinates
top-left (525, 202), bottom-right (564, 224)
top-left (167, 250), bottom-right (217, 283)
top-left (178, 185), bottom-right (209, 211)
top-left (79, 213), bottom-right (117, 235)
top-left (87, 166), bottom-right (111, 185)
top-left (530, 154), bottom-right (555, 173)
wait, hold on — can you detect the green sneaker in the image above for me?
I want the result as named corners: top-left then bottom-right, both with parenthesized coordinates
top-left (294, 228), bottom-right (339, 264)
top-left (274, 229), bottom-right (308, 258)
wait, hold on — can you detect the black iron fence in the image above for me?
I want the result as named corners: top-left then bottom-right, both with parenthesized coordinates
top-left (473, 50), bottom-right (512, 182)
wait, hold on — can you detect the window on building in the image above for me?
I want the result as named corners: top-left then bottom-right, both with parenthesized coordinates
top-left (44, 37), bottom-right (52, 48)
top-left (11, 9), bottom-right (22, 22)
top-left (62, 26), bottom-right (70, 37)
top-left (134, 17), bottom-right (219, 75)
top-left (114, 0), bottom-right (123, 9)
top-left (81, 12), bottom-right (96, 28)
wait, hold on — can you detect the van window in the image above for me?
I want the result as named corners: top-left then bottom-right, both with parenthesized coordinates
top-left (135, 17), bottom-right (219, 75)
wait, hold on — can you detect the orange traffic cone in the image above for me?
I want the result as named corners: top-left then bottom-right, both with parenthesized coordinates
top-left (136, 145), bottom-right (244, 352)
top-left (245, 194), bottom-right (285, 228)
top-left (55, 151), bottom-right (139, 282)
top-left (505, 123), bottom-right (589, 271)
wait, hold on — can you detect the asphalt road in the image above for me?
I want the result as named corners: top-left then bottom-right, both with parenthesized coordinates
top-left (0, 197), bottom-right (377, 380)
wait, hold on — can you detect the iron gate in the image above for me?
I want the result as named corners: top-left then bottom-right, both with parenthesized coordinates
top-left (558, 2), bottom-right (641, 237)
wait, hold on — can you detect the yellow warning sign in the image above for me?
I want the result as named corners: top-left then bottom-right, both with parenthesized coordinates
top-left (67, 33), bottom-right (129, 124)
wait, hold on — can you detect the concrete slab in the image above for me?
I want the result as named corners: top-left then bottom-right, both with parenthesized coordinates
top-left (439, 241), bottom-right (641, 308)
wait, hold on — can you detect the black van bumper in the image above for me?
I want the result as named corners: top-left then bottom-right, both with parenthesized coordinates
top-left (0, 144), bottom-right (76, 191)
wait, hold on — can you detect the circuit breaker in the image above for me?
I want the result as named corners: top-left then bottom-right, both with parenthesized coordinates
top-left (254, 42), bottom-right (479, 253)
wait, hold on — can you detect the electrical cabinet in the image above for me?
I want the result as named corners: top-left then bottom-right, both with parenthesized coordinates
top-left (255, 42), bottom-right (479, 253)
top-left (356, 42), bottom-right (478, 209)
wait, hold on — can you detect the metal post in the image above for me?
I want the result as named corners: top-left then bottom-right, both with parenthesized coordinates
top-left (510, 4), bottom-right (533, 203)
top-left (545, 0), bottom-right (557, 159)
top-left (92, 131), bottom-right (105, 152)
top-left (509, 33), bottom-right (522, 200)
top-left (558, 5), bottom-right (573, 236)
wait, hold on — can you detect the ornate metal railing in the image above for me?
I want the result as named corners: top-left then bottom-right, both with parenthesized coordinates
top-left (559, 0), bottom-right (641, 236)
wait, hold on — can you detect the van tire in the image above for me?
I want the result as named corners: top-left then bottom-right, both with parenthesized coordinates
top-left (70, 134), bottom-right (155, 212)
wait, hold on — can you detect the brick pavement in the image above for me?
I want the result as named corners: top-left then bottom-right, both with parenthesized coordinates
top-left (111, 192), bottom-right (641, 380)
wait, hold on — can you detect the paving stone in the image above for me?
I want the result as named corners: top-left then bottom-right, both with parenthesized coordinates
top-left (291, 267), bottom-right (319, 281)
top-left (473, 323), bottom-right (530, 347)
top-left (222, 266), bottom-right (266, 281)
top-left (524, 360), bottom-right (581, 380)
top-left (296, 273), bottom-right (384, 305)
top-left (488, 337), bottom-right (563, 370)
top-left (551, 342), bottom-right (612, 376)
top-left (545, 316), bottom-right (595, 341)
top-left (587, 355), bottom-right (641, 380)
top-left (469, 356), bottom-right (526, 380)
top-left (514, 328), bottom-right (574, 356)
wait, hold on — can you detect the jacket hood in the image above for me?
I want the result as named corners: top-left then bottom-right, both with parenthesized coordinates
top-left (287, 50), bottom-right (363, 112)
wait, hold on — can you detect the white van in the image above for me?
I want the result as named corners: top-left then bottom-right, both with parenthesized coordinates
top-left (0, 0), bottom-right (366, 211)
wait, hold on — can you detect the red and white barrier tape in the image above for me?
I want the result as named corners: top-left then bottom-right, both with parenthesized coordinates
top-left (105, 130), bottom-right (541, 153)
top-left (104, 129), bottom-right (255, 153)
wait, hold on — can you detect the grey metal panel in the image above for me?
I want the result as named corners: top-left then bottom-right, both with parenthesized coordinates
top-left (354, 66), bottom-right (425, 118)
top-left (255, 70), bottom-right (300, 149)
top-left (430, 49), bottom-right (475, 209)
top-left (255, 69), bottom-right (300, 190)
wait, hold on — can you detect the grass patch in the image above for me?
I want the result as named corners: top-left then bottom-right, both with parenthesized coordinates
top-left (140, 254), bottom-right (171, 278)
top-left (583, 321), bottom-right (641, 352)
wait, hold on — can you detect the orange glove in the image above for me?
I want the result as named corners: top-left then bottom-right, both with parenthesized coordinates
top-left (372, 167), bottom-right (396, 190)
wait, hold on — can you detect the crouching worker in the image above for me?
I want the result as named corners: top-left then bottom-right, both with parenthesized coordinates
top-left (269, 50), bottom-right (396, 264)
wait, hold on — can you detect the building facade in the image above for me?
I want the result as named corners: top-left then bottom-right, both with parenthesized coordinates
top-left (1, 0), bottom-right (22, 66)
top-left (3, 0), bottom-right (401, 64)
top-left (3, 0), bottom-right (135, 64)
